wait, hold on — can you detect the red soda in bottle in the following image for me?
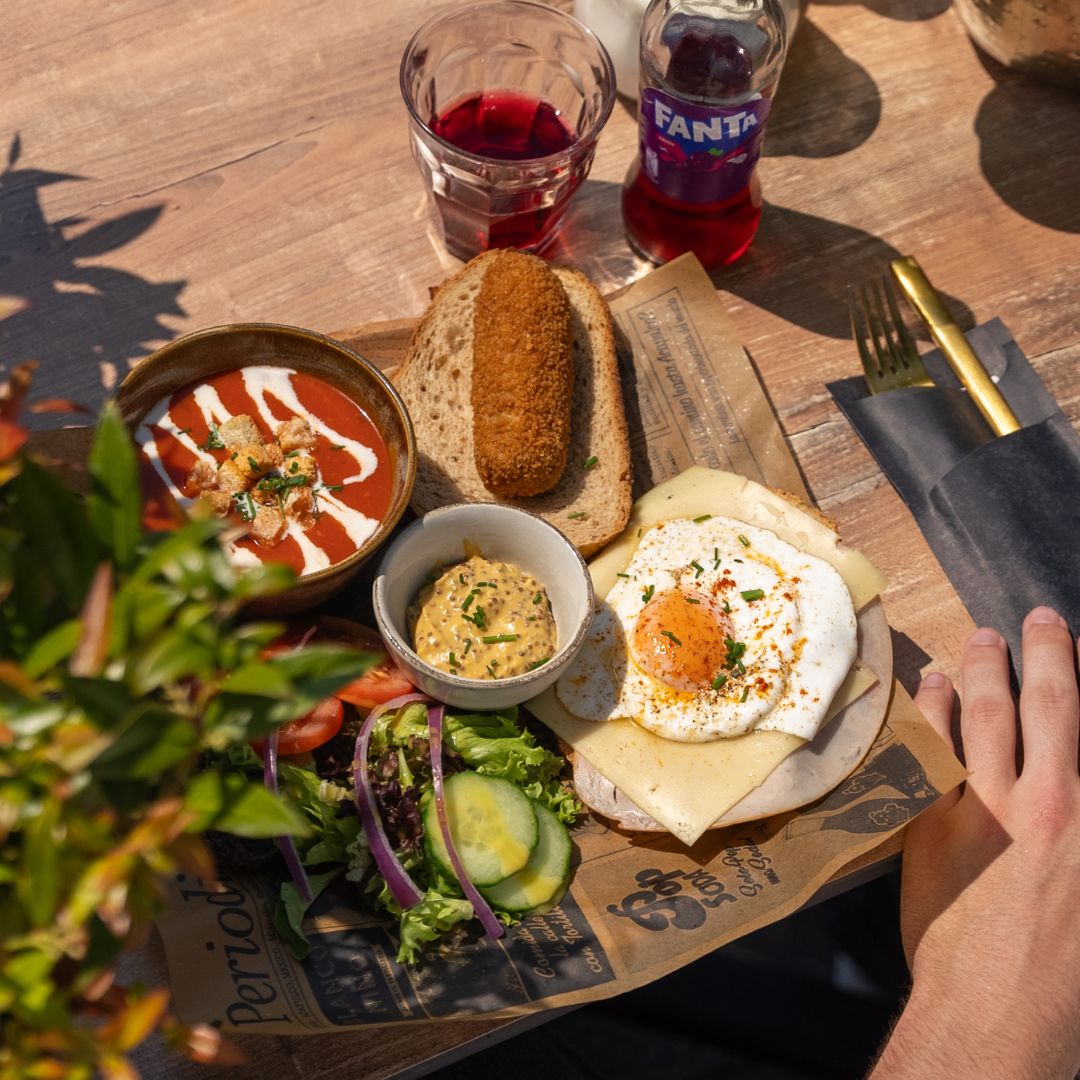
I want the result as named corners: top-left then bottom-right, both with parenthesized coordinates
top-left (622, 0), bottom-right (787, 268)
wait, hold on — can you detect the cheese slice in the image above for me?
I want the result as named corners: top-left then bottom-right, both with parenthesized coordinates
top-left (527, 467), bottom-right (887, 846)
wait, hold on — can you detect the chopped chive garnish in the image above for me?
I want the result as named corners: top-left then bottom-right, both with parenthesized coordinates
top-left (463, 606), bottom-right (487, 628)
top-left (528, 657), bottom-right (551, 671)
top-left (661, 630), bottom-right (682, 646)
top-left (256, 473), bottom-right (308, 493)
top-left (737, 660), bottom-right (746, 673)
top-left (723, 638), bottom-right (747, 670)
top-left (232, 491), bottom-right (256, 522)
top-left (616, 572), bottom-right (631, 578)
top-left (723, 600), bottom-right (731, 614)
top-left (691, 560), bottom-right (704, 578)
top-left (568, 511), bottom-right (587, 520)
top-left (733, 558), bottom-right (744, 563)
top-left (331, 443), bottom-right (346, 450)
top-left (475, 581), bottom-right (495, 588)
top-left (230, 451), bottom-right (238, 461)
top-left (532, 591), bottom-right (542, 605)
top-left (175, 427), bottom-right (191, 436)
top-left (741, 588), bottom-right (764, 602)
top-left (461, 592), bottom-right (476, 612)
top-left (448, 651), bottom-right (458, 668)
top-left (202, 423), bottom-right (225, 450)
top-left (693, 514), bottom-right (711, 523)
top-left (321, 483), bottom-right (343, 492)
top-left (482, 634), bottom-right (519, 644)
top-left (685, 597), bottom-right (701, 604)
top-left (711, 673), bottom-right (727, 690)
top-left (738, 534), bottom-right (750, 547)
top-left (459, 572), bottom-right (467, 585)
top-left (289, 461), bottom-right (299, 473)
top-left (463, 639), bottom-right (472, 655)
top-left (582, 455), bottom-right (599, 470)
top-left (642, 584), bottom-right (655, 604)
top-left (285, 449), bottom-right (301, 458)
top-left (247, 456), bottom-right (260, 472)
top-left (740, 687), bottom-right (749, 702)
top-left (713, 546), bottom-right (720, 569)
top-left (486, 661), bottom-right (498, 678)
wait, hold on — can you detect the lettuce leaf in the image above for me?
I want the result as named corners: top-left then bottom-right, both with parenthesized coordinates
top-left (395, 893), bottom-right (474, 966)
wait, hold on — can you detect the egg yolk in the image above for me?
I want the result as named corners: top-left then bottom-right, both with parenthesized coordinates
top-left (630, 588), bottom-right (734, 693)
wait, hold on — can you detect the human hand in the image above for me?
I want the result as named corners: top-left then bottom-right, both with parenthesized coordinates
top-left (871, 607), bottom-right (1080, 1080)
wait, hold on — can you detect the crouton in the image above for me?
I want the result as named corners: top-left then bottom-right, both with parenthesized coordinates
top-left (185, 460), bottom-right (218, 496)
top-left (234, 442), bottom-right (278, 480)
top-left (285, 487), bottom-right (318, 530)
top-left (217, 459), bottom-right (252, 494)
top-left (276, 416), bottom-right (316, 452)
top-left (283, 453), bottom-right (318, 483)
top-left (251, 506), bottom-right (288, 547)
top-left (197, 490), bottom-right (233, 517)
top-left (219, 414), bottom-right (263, 449)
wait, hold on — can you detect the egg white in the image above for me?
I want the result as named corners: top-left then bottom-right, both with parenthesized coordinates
top-left (554, 516), bottom-right (858, 743)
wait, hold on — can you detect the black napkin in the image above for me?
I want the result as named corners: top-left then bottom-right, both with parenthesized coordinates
top-left (829, 319), bottom-right (1080, 675)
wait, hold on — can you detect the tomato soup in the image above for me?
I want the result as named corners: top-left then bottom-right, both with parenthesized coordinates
top-left (135, 366), bottom-right (393, 576)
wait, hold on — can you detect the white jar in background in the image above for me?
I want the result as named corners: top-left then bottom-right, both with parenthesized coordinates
top-left (574, 0), bottom-right (802, 100)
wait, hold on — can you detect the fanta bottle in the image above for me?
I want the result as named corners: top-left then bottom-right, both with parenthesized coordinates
top-left (622, 0), bottom-right (787, 268)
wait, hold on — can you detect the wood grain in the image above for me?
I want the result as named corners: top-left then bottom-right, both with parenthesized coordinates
top-left (6, 0), bottom-right (1080, 1074)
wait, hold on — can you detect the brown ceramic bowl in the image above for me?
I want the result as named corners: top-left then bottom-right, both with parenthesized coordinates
top-left (117, 322), bottom-right (416, 613)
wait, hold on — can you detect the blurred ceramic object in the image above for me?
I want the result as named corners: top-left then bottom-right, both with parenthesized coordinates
top-left (574, 0), bottom-right (802, 98)
top-left (954, 0), bottom-right (1080, 87)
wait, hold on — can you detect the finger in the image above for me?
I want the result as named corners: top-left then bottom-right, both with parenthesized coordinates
top-left (913, 671), bottom-right (961, 812)
top-left (959, 626), bottom-right (1017, 796)
top-left (1018, 607), bottom-right (1079, 778)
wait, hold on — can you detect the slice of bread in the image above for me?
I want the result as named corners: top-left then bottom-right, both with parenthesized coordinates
top-left (393, 252), bottom-right (632, 556)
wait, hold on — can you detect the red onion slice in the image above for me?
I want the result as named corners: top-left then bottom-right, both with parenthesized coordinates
top-left (427, 705), bottom-right (505, 942)
top-left (263, 730), bottom-right (314, 905)
top-left (352, 694), bottom-right (430, 909)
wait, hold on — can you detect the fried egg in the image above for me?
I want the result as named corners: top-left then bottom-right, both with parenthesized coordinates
top-left (555, 516), bottom-right (857, 742)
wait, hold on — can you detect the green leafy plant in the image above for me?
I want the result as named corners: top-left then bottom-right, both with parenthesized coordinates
top-left (0, 366), bottom-right (375, 1077)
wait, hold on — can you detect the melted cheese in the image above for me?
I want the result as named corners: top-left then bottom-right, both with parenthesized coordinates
top-left (527, 468), bottom-right (886, 846)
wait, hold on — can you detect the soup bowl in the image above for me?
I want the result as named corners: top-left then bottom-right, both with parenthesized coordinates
top-left (117, 323), bottom-right (416, 613)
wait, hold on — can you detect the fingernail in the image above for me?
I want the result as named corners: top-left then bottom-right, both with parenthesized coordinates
top-left (1026, 606), bottom-right (1067, 628)
top-left (921, 672), bottom-right (949, 689)
top-left (969, 627), bottom-right (1003, 647)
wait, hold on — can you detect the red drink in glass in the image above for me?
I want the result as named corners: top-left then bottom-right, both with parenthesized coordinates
top-left (400, 1), bottom-right (615, 262)
top-left (430, 91), bottom-right (578, 253)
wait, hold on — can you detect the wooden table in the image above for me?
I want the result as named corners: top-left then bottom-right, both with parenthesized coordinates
top-left (6, 0), bottom-right (1079, 1076)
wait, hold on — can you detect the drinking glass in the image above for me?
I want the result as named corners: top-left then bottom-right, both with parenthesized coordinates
top-left (400, 0), bottom-right (616, 261)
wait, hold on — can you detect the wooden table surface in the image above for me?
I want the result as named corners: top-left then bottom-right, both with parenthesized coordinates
top-left (6, 0), bottom-right (1079, 1076)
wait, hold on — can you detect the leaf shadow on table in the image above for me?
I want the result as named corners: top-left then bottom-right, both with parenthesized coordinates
top-left (764, 18), bottom-right (882, 159)
top-left (0, 134), bottom-right (187, 422)
top-left (711, 202), bottom-right (976, 340)
top-left (809, 0), bottom-right (951, 21)
top-left (972, 51), bottom-right (1080, 235)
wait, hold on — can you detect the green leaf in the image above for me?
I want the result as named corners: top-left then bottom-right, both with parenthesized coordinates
top-left (86, 403), bottom-right (141, 568)
top-left (129, 628), bottom-right (216, 695)
top-left (21, 619), bottom-right (81, 679)
top-left (9, 460), bottom-right (97, 611)
top-left (184, 770), bottom-right (310, 838)
top-left (89, 704), bottom-right (198, 780)
top-left (19, 800), bottom-right (60, 927)
top-left (63, 676), bottom-right (134, 730)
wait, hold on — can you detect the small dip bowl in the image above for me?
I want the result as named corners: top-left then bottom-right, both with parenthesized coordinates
top-left (373, 503), bottom-right (594, 710)
top-left (117, 323), bottom-right (416, 613)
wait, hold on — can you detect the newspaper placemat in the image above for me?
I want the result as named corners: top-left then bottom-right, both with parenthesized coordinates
top-left (156, 254), bottom-right (965, 1032)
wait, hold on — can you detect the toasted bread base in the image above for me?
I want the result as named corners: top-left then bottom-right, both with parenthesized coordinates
top-left (393, 253), bottom-right (632, 557)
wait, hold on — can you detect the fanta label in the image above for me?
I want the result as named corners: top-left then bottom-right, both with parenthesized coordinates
top-left (639, 87), bottom-right (772, 204)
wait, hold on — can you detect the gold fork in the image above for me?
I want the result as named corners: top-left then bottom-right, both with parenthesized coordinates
top-left (849, 276), bottom-right (934, 394)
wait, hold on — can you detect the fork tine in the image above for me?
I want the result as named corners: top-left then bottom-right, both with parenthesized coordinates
top-left (883, 275), bottom-right (918, 370)
top-left (860, 282), bottom-right (890, 373)
top-left (848, 287), bottom-right (878, 378)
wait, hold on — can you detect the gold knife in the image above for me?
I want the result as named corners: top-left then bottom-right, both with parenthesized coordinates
top-left (890, 255), bottom-right (1021, 437)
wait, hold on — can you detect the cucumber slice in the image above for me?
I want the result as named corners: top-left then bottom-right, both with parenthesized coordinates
top-left (423, 772), bottom-right (539, 887)
top-left (479, 801), bottom-right (572, 915)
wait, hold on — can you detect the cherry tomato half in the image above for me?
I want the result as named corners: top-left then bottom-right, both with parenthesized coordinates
top-left (266, 695), bottom-right (345, 756)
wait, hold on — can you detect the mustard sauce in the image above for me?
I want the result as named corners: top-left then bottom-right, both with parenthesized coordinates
top-left (409, 554), bottom-right (557, 679)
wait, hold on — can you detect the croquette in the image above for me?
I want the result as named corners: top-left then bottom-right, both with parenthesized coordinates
top-left (470, 250), bottom-right (573, 497)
